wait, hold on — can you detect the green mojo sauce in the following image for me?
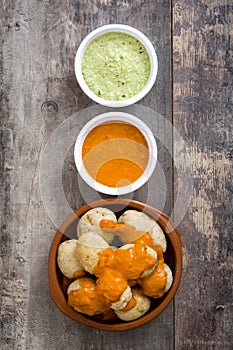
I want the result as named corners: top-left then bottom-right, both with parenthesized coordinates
top-left (81, 32), bottom-right (151, 101)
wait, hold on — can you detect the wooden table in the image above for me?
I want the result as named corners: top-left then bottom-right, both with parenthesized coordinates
top-left (1, 1), bottom-right (232, 349)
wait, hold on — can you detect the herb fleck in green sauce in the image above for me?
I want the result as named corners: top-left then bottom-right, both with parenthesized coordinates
top-left (81, 32), bottom-right (151, 101)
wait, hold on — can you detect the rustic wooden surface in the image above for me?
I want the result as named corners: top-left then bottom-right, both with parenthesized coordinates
top-left (173, 1), bottom-right (233, 349)
top-left (0, 0), bottom-right (232, 349)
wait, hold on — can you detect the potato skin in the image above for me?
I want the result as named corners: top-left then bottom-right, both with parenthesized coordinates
top-left (114, 289), bottom-right (151, 321)
top-left (57, 239), bottom-right (84, 279)
top-left (118, 210), bottom-right (155, 233)
top-left (67, 277), bottom-right (89, 295)
top-left (118, 209), bottom-right (167, 252)
top-left (164, 263), bottom-right (173, 292)
top-left (111, 286), bottom-right (132, 310)
top-left (150, 223), bottom-right (167, 252)
top-left (76, 232), bottom-right (109, 273)
top-left (77, 207), bottom-right (117, 244)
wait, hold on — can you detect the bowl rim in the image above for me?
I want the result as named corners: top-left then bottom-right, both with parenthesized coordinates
top-left (74, 24), bottom-right (158, 107)
top-left (73, 111), bottom-right (157, 195)
top-left (48, 198), bottom-right (182, 331)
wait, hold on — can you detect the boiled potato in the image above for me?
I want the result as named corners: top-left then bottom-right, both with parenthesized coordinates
top-left (119, 243), bottom-right (158, 278)
top-left (77, 207), bottom-right (117, 244)
top-left (57, 239), bottom-right (84, 279)
top-left (114, 288), bottom-right (151, 321)
top-left (164, 263), bottom-right (173, 292)
top-left (111, 285), bottom-right (132, 310)
top-left (118, 210), bottom-right (155, 233)
top-left (67, 277), bottom-right (85, 295)
top-left (118, 209), bottom-right (167, 252)
top-left (150, 223), bottom-right (167, 252)
top-left (76, 232), bottom-right (109, 273)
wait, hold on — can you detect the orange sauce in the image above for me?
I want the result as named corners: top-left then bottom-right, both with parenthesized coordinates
top-left (133, 232), bottom-right (155, 249)
top-left (96, 268), bottom-right (128, 302)
top-left (68, 228), bottom-right (168, 316)
top-left (73, 270), bottom-right (86, 279)
top-left (122, 296), bottom-right (137, 311)
top-left (68, 278), bottom-right (110, 316)
top-left (100, 219), bottom-right (146, 243)
top-left (94, 241), bottom-right (156, 280)
top-left (138, 246), bottom-right (167, 298)
top-left (100, 219), bottom-right (119, 229)
top-left (82, 122), bottom-right (149, 188)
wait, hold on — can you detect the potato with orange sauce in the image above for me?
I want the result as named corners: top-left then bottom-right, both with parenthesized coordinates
top-left (114, 288), bottom-right (151, 321)
top-left (111, 286), bottom-right (132, 310)
top-left (96, 268), bottom-right (132, 310)
top-left (118, 210), bottom-right (155, 233)
top-left (76, 232), bottom-right (109, 273)
top-left (118, 209), bottom-right (167, 252)
top-left (77, 207), bottom-right (117, 243)
top-left (56, 208), bottom-right (173, 321)
top-left (67, 277), bottom-right (110, 316)
top-left (119, 243), bottom-right (158, 278)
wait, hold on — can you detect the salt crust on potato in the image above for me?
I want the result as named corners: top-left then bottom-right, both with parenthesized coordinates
top-left (57, 239), bottom-right (84, 279)
top-left (119, 243), bottom-right (158, 278)
top-left (118, 209), bottom-right (167, 252)
top-left (111, 285), bottom-right (132, 311)
top-left (114, 289), bottom-right (151, 321)
top-left (164, 263), bottom-right (173, 292)
top-left (77, 207), bottom-right (117, 244)
top-left (76, 232), bottom-right (109, 273)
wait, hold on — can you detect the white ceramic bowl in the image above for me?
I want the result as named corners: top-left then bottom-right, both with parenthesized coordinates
top-left (74, 112), bottom-right (157, 195)
top-left (75, 24), bottom-right (158, 107)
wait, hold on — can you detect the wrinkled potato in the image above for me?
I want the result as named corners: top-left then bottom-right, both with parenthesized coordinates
top-left (164, 263), bottom-right (173, 292)
top-left (118, 210), bottom-right (155, 233)
top-left (150, 223), bottom-right (167, 252)
top-left (57, 239), bottom-right (84, 279)
top-left (110, 285), bottom-right (132, 311)
top-left (76, 232), bottom-right (109, 273)
top-left (118, 209), bottom-right (167, 252)
top-left (114, 288), bottom-right (151, 321)
top-left (77, 207), bottom-right (117, 244)
top-left (67, 277), bottom-right (87, 295)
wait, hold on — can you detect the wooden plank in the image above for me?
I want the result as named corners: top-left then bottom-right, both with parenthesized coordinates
top-left (1, 1), bottom-right (173, 350)
top-left (173, 1), bottom-right (233, 349)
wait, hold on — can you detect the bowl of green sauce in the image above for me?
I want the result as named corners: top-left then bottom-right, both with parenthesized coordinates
top-left (75, 24), bottom-right (158, 107)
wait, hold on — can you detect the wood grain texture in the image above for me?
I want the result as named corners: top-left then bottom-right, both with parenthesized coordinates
top-left (1, 1), bottom-right (173, 349)
top-left (173, 1), bottom-right (233, 349)
top-left (2, 0), bottom-right (232, 349)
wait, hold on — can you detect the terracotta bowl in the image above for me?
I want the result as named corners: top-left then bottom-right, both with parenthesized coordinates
top-left (48, 198), bottom-right (182, 331)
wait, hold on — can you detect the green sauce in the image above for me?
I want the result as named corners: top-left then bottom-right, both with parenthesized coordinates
top-left (81, 32), bottom-right (151, 101)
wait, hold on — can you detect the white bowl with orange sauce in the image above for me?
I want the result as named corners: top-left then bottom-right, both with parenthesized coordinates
top-left (74, 112), bottom-right (157, 195)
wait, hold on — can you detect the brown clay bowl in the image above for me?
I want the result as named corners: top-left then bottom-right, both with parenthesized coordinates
top-left (48, 198), bottom-right (182, 331)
